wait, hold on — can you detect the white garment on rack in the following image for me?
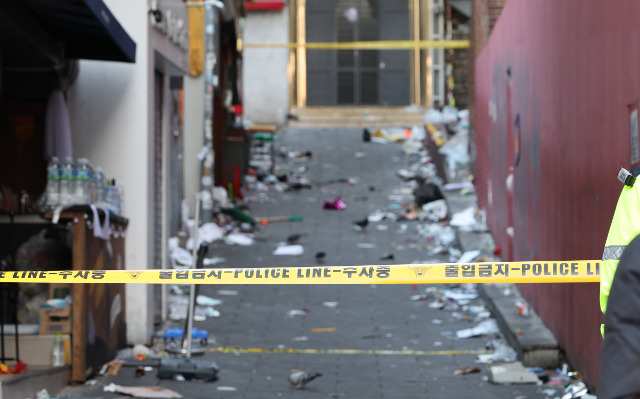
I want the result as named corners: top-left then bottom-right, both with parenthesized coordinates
top-left (45, 90), bottom-right (73, 160)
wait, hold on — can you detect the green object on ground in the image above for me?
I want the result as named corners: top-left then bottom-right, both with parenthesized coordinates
top-left (221, 207), bottom-right (255, 224)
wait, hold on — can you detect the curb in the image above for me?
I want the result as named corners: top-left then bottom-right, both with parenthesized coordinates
top-left (442, 188), bottom-right (560, 369)
top-left (479, 283), bottom-right (560, 368)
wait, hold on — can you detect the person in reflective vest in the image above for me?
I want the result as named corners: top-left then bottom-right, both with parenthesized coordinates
top-left (601, 167), bottom-right (640, 337)
top-left (599, 233), bottom-right (640, 398)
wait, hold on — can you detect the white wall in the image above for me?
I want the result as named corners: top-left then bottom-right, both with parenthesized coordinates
top-left (67, 0), bottom-right (188, 345)
top-left (243, 8), bottom-right (290, 125)
top-left (67, 0), bottom-right (150, 345)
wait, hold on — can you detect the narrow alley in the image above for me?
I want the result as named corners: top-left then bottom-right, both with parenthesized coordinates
top-left (59, 126), bottom-right (560, 398)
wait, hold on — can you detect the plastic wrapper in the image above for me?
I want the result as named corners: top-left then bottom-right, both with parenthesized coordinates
top-left (456, 319), bottom-right (499, 339)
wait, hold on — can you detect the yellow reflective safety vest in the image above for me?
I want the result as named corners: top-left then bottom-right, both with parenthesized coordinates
top-left (601, 180), bottom-right (640, 336)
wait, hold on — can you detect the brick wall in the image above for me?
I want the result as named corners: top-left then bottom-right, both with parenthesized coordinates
top-left (445, 6), bottom-right (471, 109)
top-left (468, 0), bottom-right (506, 175)
top-left (471, 0), bottom-right (506, 57)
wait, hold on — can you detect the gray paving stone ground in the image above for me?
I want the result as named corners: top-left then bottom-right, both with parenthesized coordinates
top-left (58, 127), bottom-right (554, 399)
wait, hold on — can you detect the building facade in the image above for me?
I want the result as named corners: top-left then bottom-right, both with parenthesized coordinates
top-left (243, 0), bottom-right (469, 121)
top-left (67, 0), bottom-right (189, 344)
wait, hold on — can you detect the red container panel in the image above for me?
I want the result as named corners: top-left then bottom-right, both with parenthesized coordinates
top-left (474, 0), bottom-right (640, 387)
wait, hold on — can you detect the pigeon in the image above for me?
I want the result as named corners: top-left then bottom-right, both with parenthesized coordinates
top-left (289, 370), bottom-right (322, 389)
top-left (353, 217), bottom-right (369, 231)
top-left (287, 233), bottom-right (306, 245)
top-left (315, 251), bottom-right (326, 263)
top-left (363, 128), bottom-right (371, 142)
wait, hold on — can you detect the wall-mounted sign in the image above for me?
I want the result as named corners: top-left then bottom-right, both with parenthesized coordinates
top-left (151, 8), bottom-right (189, 51)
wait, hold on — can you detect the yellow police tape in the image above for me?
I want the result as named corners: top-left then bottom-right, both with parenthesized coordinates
top-left (242, 40), bottom-right (470, 50)
top-left (1, 261), bottom-right (601, 284)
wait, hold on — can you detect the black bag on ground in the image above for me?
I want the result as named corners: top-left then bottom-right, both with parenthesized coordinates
top-left (413, 182), bottom-right (444, 207)
top-left (158, 358), bottom-right (218, 381)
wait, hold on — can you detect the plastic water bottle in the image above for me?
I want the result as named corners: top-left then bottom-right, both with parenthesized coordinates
top-left (94, 166), bottom-right (106, 205)
top-left (45, 157), bottom-right (61, 209)
top-left (60, 157), bottom-right (75, 205)
top-left (105, 181), bottom-right (115, 213)
top-left (117, 182), bottom-right (125, 216)
top-left (75, 158), bottom-right (92, 204)
top-left (105, 179), bottom-right (121, 215)
top-left (52, 334), bottom-right (64, 367)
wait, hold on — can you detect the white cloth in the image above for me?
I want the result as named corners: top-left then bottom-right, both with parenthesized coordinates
top-left (45, 90), bottom-right (73, 160)
top-left (90, 205), bottom-right (111, 240)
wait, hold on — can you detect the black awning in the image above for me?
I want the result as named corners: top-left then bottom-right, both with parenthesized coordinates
top-left (12, 0), bottom-right (137, 64)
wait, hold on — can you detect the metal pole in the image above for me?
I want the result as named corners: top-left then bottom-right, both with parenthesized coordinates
top-left (184, 193), bottom-right (200, 358)
top-left (199, 3), bottom-right (215, 223)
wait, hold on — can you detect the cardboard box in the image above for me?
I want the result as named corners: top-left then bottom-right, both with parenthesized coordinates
top-left (39, 306), bottom-right (72, 335)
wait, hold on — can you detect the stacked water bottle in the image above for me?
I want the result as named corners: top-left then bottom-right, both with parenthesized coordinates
top-left (45, 156), bottom-right (124, 215)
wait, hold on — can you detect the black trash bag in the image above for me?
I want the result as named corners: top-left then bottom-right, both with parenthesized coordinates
top-left (413, 182), bottom-right (444, 207)
top-left (362, 128), bottom-right (371, 142)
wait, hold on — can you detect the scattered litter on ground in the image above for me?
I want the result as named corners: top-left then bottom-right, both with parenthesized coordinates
top-left (99, 359), bottom-right (122, 376)
top-left (104, 383), bottom-right (183, 398)
top-left (216, 386), bottom-right (238, 391)
top-left (323, 302), bottom-right (338, 308)
top-left (273, 244), bottom-right (304, 256)
top-left (133, 344), bottom-right (150, 360)
top-left (368, 210), bottom-right (396, 222)
top-left (311, 327), bottom-right (337, 333)
top-left (413, 182), bottom-right (444, 207)
top-left (196, 295), bottom-right (222, 306)
top-left (287, 309), bottom-right (309, 318)
top-left (478, 340), bottom-right (517, 364)
top-left (323, 197), bottom-right (347, 210)
top-left (357, 243), bottom-right (377, 248)
top-left (488, 362), bottom-right (539, 384)
top-left (457, 250), bottom-right (482, 263)
top-left (421, 199), bottom-right (448, 222)
top-left (454, 366), bottom-right (482, 375)
top-left (449, 207), bottom-right (477, 228)
top-left (443, 181), bottom-right (475, 192)
top-left (516, 301), bottom-right (531, 317)
top-left (444, 291), bottom-right (478, 301)
top-left (224, 233), bottom-right (254, 246)
top-left (203, 256), bottom-right (225, 266)
top-left (217, 290), bottom-right (238, 296)
top-left (457, 319), bottom-right (499, 339)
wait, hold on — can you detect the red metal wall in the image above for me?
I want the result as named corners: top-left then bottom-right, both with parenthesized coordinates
top-left (474, 0), bottom-right (640, 388)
